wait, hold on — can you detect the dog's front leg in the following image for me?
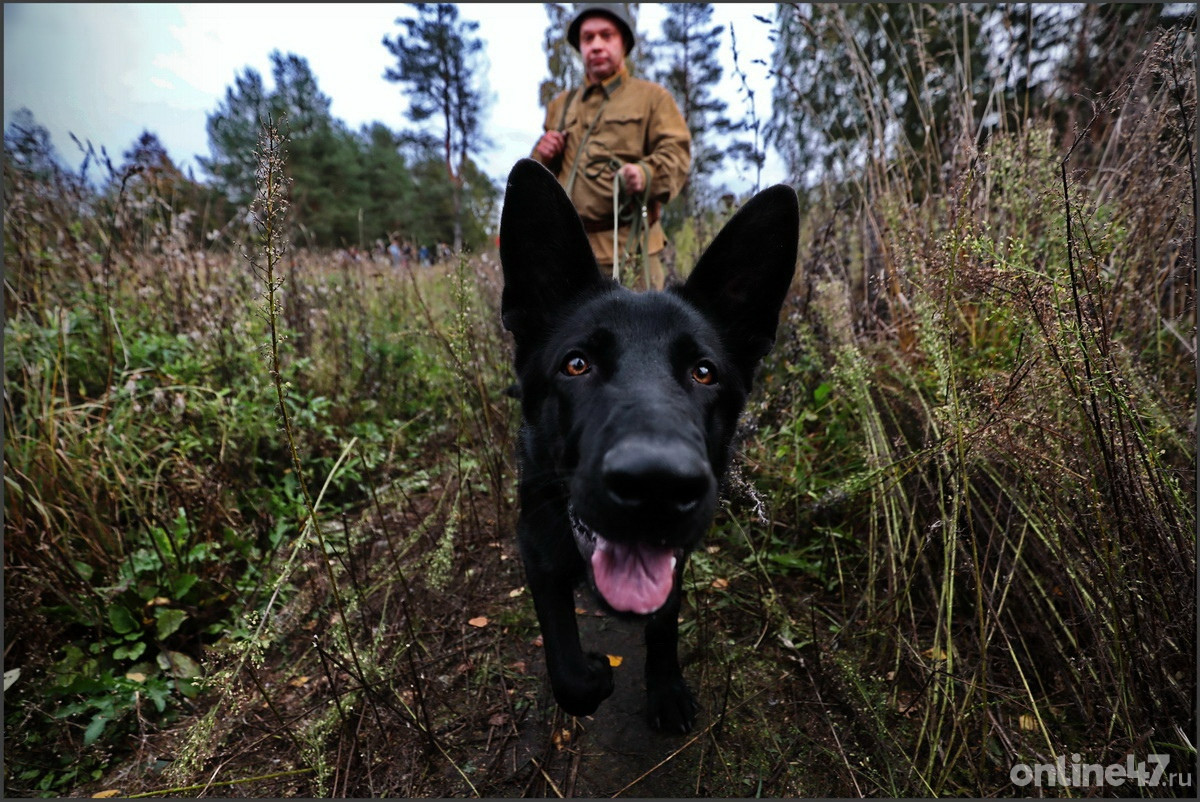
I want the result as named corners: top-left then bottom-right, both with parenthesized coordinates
top-left (528, 572), bottom-right (615, 717)
top-left (644, 577), bottom-right (699, 733)
top-left (520, 520), bottom-right (614, 717)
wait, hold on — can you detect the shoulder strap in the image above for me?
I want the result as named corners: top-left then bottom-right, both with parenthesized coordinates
top-left (564, 86), bottom-right (611, 198)
top-left (557, 88), bottom-right (579, 132)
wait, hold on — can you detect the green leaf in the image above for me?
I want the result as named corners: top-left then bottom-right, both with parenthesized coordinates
top-left (83, 714), bottom-right (108, 746)
top-left (813, 382), bottom-right (833, 404)
top-left (107, 606), bottom-right (137, 635)
top-left (145, 683), bottom-right (171, 712)
top-left (155, 608), bottom-right (188, 640)
top-left (186, 541), bottom-right (218, 562)
top-left (158, 649), bottom-right (202, 681)
top-left (113, 641), bottom-right (146, 661)
top-left (172, 572), bottom-right (199, 599)
top-left (768, 552), bottom-right (822, 574)
top-left (130, 547), bottom-right (160, 575)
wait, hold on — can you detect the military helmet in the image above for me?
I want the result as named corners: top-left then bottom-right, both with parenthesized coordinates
top-left (567, 3), bottom-right (636, 54)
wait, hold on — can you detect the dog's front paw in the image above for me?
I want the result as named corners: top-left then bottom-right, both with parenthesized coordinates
top-left (551, 652), bottom-right (615, 717)
top-left (647, 676), bottom-right (699, 733)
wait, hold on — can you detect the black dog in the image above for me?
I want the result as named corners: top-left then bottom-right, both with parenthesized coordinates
top-left (499, 159), bottom-right (799, 733)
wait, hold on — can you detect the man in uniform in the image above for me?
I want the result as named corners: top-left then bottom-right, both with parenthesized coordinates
top-left (531, 3), bottom-right (692, 290)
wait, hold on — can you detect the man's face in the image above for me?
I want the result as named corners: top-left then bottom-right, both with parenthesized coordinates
top-left (579, 15), bottom-right (625, 83)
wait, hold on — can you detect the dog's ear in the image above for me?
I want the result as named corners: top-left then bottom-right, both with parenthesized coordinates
top-left (500, 159), bottom-right (607, 346)
top-left (677, 184), bottom-right (800, 385)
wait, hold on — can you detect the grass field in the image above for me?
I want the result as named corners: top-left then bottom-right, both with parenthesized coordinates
top-left (4, 28), bottom-right (1197, 800)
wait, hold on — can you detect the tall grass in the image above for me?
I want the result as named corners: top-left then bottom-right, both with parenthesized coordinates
top-left (3, 115), bottom-right (518, 795)
top-left (748, 23), bottom-right (1195, 796)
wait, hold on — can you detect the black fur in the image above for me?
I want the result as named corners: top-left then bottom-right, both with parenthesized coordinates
top-left (499, 159), bottom-right (799, 733)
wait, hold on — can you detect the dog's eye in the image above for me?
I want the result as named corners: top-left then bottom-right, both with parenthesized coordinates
top-left (691, 361), bottom-right (717, 385)
top-left (562, 353), bottom-right (591, 377)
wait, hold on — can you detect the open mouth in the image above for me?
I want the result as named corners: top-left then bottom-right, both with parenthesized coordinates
top-left (570, 507), bottom-right (679, 615)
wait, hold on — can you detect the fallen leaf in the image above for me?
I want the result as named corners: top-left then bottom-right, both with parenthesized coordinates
top-left (893, 691), bottom-right (921, 716)
top-left (288, 676), bottom-right (310, 688)
top-left (1018, 714), bottom-right (1038, 732)
top-left (922, 646), bottom-right (948, 661)
top-left (468, 616), bottom-right (489, 628)
top-left (711, 577), bottom-right (730, 590)
top-left (4, 668), bottom-right (20, 692)
top-left (125, 672), bottom-right (147, 683)
top-left (488, 712), bottom-right (509, 727)
top-left (157, 650), bottom-right (202, 680)
top-left (552, 728), bottom-right (573, 749)
top-left (92, 791), bottom-right (122, 798)
top-left (607, 654), bottom-right (623, 668)
top-left (532, 634), bottom-right (543, 648)
top-left (509, 587), bottom-right (525, 598)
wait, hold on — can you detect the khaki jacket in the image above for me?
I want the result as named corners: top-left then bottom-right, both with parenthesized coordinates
top-left (533, 67), bottom-right (692, 265)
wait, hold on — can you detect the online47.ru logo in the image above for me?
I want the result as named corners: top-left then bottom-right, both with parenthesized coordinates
top-left (1010, 753), bottom-right (1193, 789)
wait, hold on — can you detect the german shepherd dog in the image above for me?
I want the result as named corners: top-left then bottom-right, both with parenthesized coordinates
top-left (499, 159), bottom-right (799, 733)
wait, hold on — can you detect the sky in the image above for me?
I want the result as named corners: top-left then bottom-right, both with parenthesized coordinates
top-left (3, 3), bottom-right (786, 195)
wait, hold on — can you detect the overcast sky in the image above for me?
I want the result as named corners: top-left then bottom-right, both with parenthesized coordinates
top-left (3, 3), bottom-right (785, 194)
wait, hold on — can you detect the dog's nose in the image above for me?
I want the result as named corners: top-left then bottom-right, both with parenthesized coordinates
top-left (601, 439), bottom-right (712, 514)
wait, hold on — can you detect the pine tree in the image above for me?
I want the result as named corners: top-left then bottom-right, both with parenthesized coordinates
top-left (266, 53), bottom-right (366, 247)
top-left (198, 67), bottom-right (270, 206)
top-left (539, 3), bottom-right (583, 108)
top-left (201, 51), bottom-right (373, 247)
top-left (767, 4), bottom-right (989, 192)
top-left (767, 4), bottom-right (1193, 192)
top-left (118, 130), bottom-right (230, 250)
top-left (654, 3), bottom-right (733, 213)
top-left (382, 2), bottom-right (492, 253)
top-left (357, 122), bottom-right (417, 247)
top-left (999, 4), bottom-right (1193, 148)
top-left (4, 107), bottom-right (63, 180)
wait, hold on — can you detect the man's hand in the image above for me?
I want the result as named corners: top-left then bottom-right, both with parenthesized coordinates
top-left (535, 130), bottom-right (566, 161)
top-left (618, 163), bottom-right (645, 194)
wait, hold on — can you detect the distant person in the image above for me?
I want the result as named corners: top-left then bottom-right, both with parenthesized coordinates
top-left (531, 3), bottom-right (691, 290)
top-left (388, 236), bottom-right (403, 267)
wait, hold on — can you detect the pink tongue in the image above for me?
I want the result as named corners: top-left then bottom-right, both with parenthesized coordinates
top-left (591, 536), bottom-right (676, 614)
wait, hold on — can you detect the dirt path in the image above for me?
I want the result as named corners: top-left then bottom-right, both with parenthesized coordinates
top-left (64, 492), bottom-right (838, 799)
top-left (491, 588), bottom-right (708, 798)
